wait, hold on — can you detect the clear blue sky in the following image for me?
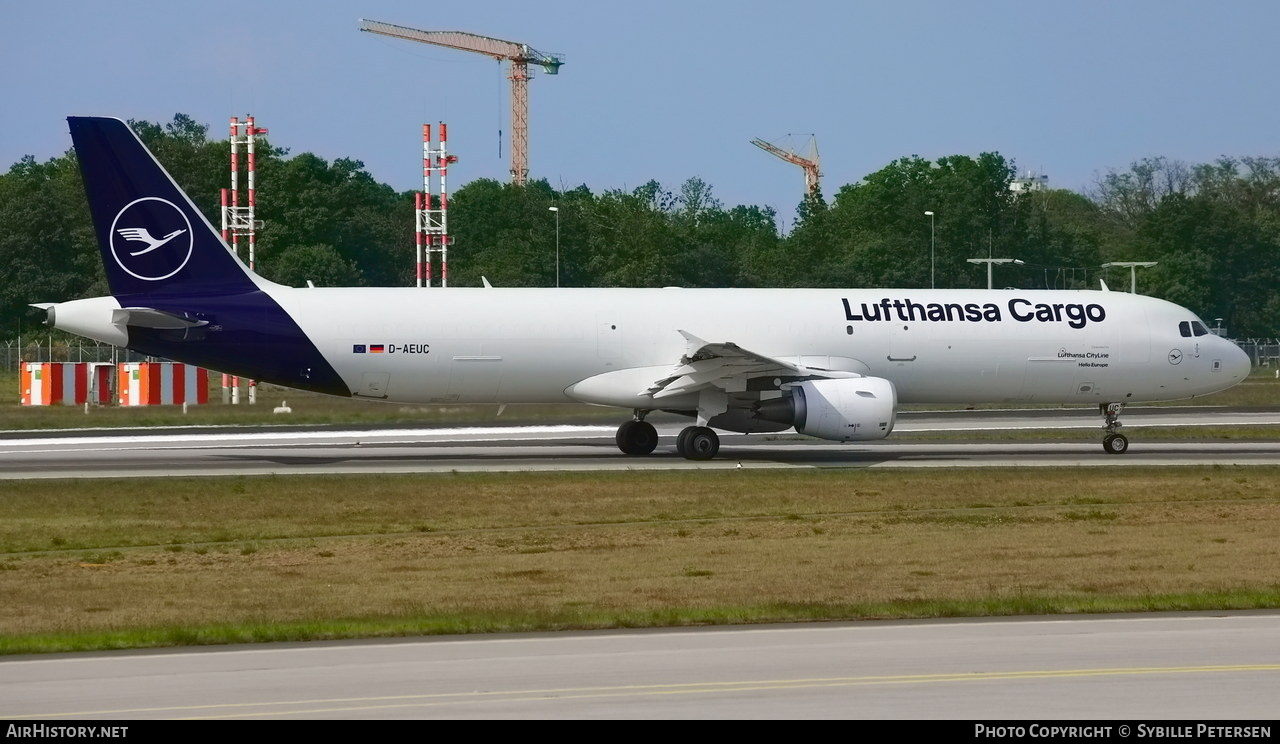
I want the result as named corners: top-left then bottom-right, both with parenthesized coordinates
top-left (5, 1), bottom-right (1279, 226)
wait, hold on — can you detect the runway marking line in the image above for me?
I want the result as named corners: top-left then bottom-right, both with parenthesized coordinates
top-left (9, 664), bottom-right (1278, 719)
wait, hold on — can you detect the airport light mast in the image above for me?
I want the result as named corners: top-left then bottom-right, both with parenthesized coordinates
top-left (1102, 261), bottom-right (1158, 293)
top-left (967, 258), bottom-right (1024, 289)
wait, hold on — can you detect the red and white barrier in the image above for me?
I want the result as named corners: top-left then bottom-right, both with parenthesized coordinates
top-left (20, 363), bottom-right (114, 406)
top-left (117, 363), bottom-right (209, 406)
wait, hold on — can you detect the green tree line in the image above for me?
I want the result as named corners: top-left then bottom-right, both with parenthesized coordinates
top-left (3, 115), bottom-right (1277, 339)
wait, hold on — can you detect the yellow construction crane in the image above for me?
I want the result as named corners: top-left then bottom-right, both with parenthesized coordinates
top-left (750, 134), bottom-right (821, 199)
top-left (360, 19), bottom-right (563, 187)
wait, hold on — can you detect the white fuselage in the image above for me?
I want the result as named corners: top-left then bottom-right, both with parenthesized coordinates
top-left (259, 286), bottom-right (1249, 408)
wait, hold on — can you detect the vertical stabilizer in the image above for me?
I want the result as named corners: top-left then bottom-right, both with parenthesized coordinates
top-left (68, 116), bottom-right (260, 298)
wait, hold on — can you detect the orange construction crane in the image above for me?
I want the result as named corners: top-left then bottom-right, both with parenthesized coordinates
top-left (360, 19), bottom-right (563, 187)
top-left (750, 134), bottom-right (821, 199)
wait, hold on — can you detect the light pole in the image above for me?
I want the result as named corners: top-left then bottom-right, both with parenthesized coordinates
top-left (967, 258), bottom-right (1024, 289)
top-left (548, 206), bottom-right (560, 287)
top-left (924, 211), bottom-right (935, 288)
top-left (1102, 261), bottom-right (1157, 293)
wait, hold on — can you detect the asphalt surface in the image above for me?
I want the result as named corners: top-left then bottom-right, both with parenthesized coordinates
top-left (2, 407), bottom-right (1279, 479)
top-left (2, 613), bottom-right (1278, 719)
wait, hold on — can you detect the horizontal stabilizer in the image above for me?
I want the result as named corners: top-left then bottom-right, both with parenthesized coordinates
top-left (111, 307), bottom-right (209, 329)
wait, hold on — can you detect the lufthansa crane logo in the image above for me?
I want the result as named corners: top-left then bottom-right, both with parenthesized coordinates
top-left (109, 197), bottom-right (194, 281)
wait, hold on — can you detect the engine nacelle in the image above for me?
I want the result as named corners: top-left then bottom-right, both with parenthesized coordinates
top-left (755, 377), bottom-right (897, 442)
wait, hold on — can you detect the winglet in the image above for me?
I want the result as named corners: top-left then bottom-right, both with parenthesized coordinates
top-left (678, 329), bottom-right (720, 361)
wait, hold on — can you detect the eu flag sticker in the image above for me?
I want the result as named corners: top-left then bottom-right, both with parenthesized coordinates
top-left (352, 344), bottom-right (366, 353)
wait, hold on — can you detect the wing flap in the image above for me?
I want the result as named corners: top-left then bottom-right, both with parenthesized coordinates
top-left (643, 330), bottom-right (859, 399)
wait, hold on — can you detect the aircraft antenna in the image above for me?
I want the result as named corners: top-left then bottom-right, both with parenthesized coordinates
top-left (750, 134), bottom-right (821, 199)
top-left (361, 19), bottom-right (563, 187)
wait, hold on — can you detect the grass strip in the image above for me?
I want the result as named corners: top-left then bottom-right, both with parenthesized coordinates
top-left (1, 468), bottom-right (1278, 654)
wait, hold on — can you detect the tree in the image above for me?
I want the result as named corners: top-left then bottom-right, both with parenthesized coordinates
top-left (448, 178), bottom-right (561, 287)
top-left (1091, 156), bottom-right (1194, 231)
top-left (0, 154), bottom-right (99, 339)
top-left (254, 153), bottom-right (410, 286)
top-left (584, 184), bottom-right (680, 287)
top-left (1136, 194), bottom-right (1277, 336)
top-left (790, 152), bottom-right (1017, 288)
top-left (262, 243), bottom-right (362, 288)
top-left (1009, 189), bottom-right (1104, 289)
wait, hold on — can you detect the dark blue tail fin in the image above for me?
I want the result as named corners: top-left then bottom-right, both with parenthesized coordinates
top-left (68, 116), bottom-right (259, 298)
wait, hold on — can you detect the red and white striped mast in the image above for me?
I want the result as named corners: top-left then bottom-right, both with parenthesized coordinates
top-left (222, 117), bottom-right (238, 256)
top-left (417, 122), bottom-right (456, 287)
top-left (220, 115), bottom-right (268, 402)
top-left (414, 194), bottom-right (424, 286)
top-left (439, 122), bottom-right (451, 288)
top-left (246, 115), bottom-right (261, 272)
top-left (220, 115), bottom-right (267, 266)
top-left (416, 125), bottom-right (429, 287)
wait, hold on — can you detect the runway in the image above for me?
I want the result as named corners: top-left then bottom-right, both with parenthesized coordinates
top-left (2, 407), bottom-right (1279, 479)
top-left (2, 613), bottom-right (1277, 719)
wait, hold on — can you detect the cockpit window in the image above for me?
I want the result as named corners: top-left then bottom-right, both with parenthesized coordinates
top-left (1179, 320), bottom-right (1210, 337)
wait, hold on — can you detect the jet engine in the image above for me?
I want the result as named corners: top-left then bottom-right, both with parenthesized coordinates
top-left (754, 377), bottom-right (897, 442)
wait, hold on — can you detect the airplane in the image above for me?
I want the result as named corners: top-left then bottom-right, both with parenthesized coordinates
top-left (36, 117), bottom-right (1252, 459)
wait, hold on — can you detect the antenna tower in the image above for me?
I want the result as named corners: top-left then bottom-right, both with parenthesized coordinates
top-left (416, 123), bottom-right (457, 287)
top-left (220, 115), bottom-right (267, 403)
top-left (221, 116), bottom-right (267, 271)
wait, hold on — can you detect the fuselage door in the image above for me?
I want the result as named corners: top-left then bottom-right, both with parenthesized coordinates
top-left (355, 371), bottom-right (390, 399)
top-left (888, 323), bottom-right (918, 364)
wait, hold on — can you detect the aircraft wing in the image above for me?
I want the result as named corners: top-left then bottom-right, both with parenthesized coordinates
top-left (643, 330), bottom-right (856, 400)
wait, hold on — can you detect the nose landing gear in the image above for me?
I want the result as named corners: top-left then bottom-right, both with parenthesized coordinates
top-left (1100, 402), bottom-right (1129, 454)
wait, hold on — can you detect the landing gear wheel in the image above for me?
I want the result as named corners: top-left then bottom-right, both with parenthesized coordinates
top-left (675, 426), bottom-right (694, 457)
top-left (1099, 403), bottom-right (1129, 455)
top-left (678, 426), bottom-right (719, 461)
top-left (616, 420), bottom-right (658, 455)
top-left (1102, 433), bottom-right (1129, 455)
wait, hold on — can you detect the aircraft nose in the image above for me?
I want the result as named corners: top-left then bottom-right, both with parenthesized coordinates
top-left (1227, 339), bottom-right (1252, 380)
top-left (1213, 336), bottom-right (1252, 383)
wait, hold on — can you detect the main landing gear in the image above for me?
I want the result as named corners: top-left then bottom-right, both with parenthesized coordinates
top-left (675, 426), bottom-right (719, 460)
top-left (1100, 402), bottom-right (1129, 455)
top-left (615, 413), bottom-right (659, 455)
top-left (614, 412), bottom-right (721, 460)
